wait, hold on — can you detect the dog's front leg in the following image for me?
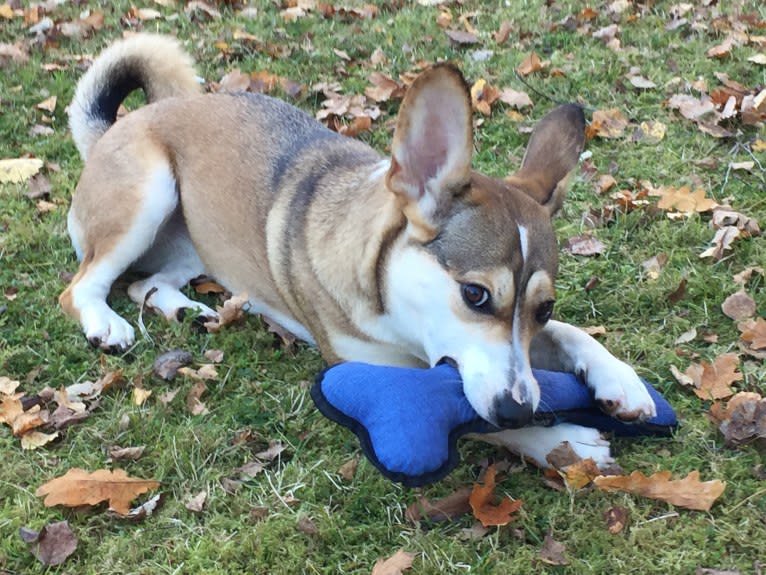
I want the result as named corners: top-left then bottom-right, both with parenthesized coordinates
top-left (530, 320), bottom-right (656, 422)
top-left (476, 423), bottom-right (614, 469)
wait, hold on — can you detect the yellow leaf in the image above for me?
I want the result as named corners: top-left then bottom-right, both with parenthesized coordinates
top-left (132, 387), bottom-right (152, 406)
top-left (0, 158), bottom-right (43, 184)
top-left (753, 139), bottom-right (766, 152)
top-left (21, 431), bottom-right (59, 450)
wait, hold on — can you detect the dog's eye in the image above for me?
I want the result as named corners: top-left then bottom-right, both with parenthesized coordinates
top-left (462, 283), bottom-right (491, 311)
top-left (536, 300), bottom-right (555, 324)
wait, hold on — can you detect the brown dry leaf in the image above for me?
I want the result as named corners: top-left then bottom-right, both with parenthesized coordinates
top-left (339, 115), bottom-right (372, 137)
top-left (498, 87), bottom-right (533, 110)
top-left (681, 353), bottom-right (742, 400)
top-left (710, 209), bottom-right (760, 236)
top-left (469, 464), bottom-right (523, 527)
top-left (721, 290), bottom-right (756, 320)
top-left (186, 381), bottom-right (209, 416)
top-left (0, 376), bottom-right (20, 395)
top-left (405, 487), bottom-right (472, 523)
top-left (365, 72), bottom-right (404, 103)
top-left (204, 294), bottom-right (248, 332)
top-left (629, 75), bottom-right (656, 90)
top-left (581, 325), bottom-right (607, 337)
top-left (108, 446), bottom-right (145, 462)
top-left (738, 317), bottom-right (766, 351)
top-left (338, 457), bottom-right (358, 481)
top-left (667, 94), bottom-right (718, 123)
top-left (36, 468), bottom-right (160, 516)
top-left (653, 186), bottom-right (718, 215)
top-left (11, 405), bottom-right (48, 436)
top-left (632, 120), bottom-right (666, 144)
top-left (158, 388), bottom-right (180, 406)
top-left (714, 392), bottom-right (766, 448)
top-left (0, 42), bottom-right (30, 67)
top-left (153, 349), bottom-right (194, 381)
top-left (36, 95), bottom-right (57, 113)
top-left (733, 266), bottom-right (763, 286)
top-left (539, 533), bottom-right (569, 565)
top-left (516, 52), bottom-right (544, 76)
top-left (594, 470), bottom-right (725, 511)
top-left (185, 490), bottom-right (207, 512)
top-left (470, 79), bottom-right (500, 116)
top-left (700, 226), bottom-right (741, 260)
top-left (21, 430), bottom-right (59, 450)
top-left (562, 458), bottom-right (601, 490)
top-left (444, 29), bottom-right (478, 45)
top-left (371, 549), bottom-right (416, 575)
top-left (563, 234), bottom-right (606, 256)
top-left (587, 108), bottom-right (628, 139)
top-left (642, 253), bottom-right (668, 280)
top-left (495, 20), bottom-right (512, 44)
top-left (595, 174), bottom-right (617, 194)
top-left (19, 520), bottom-right (78, 566)
top-left (604, 506), bottom-right (629, 534)
top-left (707, 37), bottom-right (735, 59)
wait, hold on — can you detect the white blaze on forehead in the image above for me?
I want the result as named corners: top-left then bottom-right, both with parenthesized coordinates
top-left (518, 224), bottom-right (529, 263)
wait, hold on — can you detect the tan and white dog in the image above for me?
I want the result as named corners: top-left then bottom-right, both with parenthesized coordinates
top-left (60, 34), bottom-right (656, 467)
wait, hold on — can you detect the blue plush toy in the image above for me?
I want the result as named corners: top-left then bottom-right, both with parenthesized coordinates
top-left (311, 363), bottom-right (677, 487)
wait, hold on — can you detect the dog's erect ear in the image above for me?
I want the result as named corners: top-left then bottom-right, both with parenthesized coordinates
top-left (507, 104), bottom-right (585, 216)
top-left (386, 64), bottom-right (473, 239)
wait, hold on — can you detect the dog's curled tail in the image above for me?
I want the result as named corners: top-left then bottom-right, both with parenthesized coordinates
top-left (69, 34), bottom-right (201, 159)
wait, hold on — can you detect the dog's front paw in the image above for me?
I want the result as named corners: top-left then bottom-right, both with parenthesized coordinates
top-left (585, 358), bottom-right (656, 422)
top-left (558, 424), bottom-right (614, 469)
top-left (81, 305), bottom-right (135, 352)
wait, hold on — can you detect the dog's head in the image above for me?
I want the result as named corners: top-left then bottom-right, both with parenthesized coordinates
top-left (384, 64), bottom-right (585, 428)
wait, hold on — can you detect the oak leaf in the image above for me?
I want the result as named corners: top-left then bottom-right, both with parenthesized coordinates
top-left (593, 470), bottom-right (725, 511)
top-left (469, 464), bottom-right (523, 527)
top-left (712, 392), bottom-right (766, 448)
top-left (680, 353), bottom-right (742, 400)
top-left (0, 376), bottom-right (20, 395)
top-left (371, 549), bottom-right (416, 575)
top-left (738, 317), bottom-right (766, 352)
top-left (36, 468), bottom-right (160, 516)
top-left (720, 290), bottom-right (756, 321)
top-left (653, 186), bottom-right (718, 215)
top-left (587, 108), bottom-right (628, 139)
top-left (21, 431), bottom-right (59, 450)
top-left (700, 226), bottom-right (740, 260)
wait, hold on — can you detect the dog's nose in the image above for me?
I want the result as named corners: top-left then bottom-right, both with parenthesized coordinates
top-left (492, 395), bottom-right (534, 428)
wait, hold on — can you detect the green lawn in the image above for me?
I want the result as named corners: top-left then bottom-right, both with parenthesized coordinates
top-left (1, 0), bottom-right (765, 573)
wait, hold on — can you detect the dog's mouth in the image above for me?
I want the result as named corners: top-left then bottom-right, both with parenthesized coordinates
top-left (436, 356), bottom-right (458, 369)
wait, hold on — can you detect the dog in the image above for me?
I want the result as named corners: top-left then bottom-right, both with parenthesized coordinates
top-left (59, 34), bottom-right (656, 467)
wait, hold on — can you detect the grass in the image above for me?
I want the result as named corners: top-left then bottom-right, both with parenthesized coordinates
top-left (1, 0), bottom-right (765, 573)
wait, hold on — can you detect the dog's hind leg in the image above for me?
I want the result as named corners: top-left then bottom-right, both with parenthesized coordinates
top-left (126, 211), bottom-right (218, 322)
top-left (60, 154), bottom-right (182, 351)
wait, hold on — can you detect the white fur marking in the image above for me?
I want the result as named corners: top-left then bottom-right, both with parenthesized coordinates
top-left (518, 224), bottom-right (528, 263)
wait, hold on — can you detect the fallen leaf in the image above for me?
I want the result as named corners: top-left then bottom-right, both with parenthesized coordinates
top-left (185, 490), bottom-right (207, 512)
top-left (338, 457), bottom-right (358, 481)
top-left (539, 532), bottom-right (569, 565)
top-left (604, 506), bottom-right (629, 534)
top-left (594, 470), bottom-right (725, 511)
top-left (132, 386), bottom-right (152, 406)
top-left (36, 95), bottom-right (57, 113)
top-left (204, 294), bottom-right (248, 332)
top-left (0, 158), bottom-right (44, 184)
top-left (707, 36), bottom-right (735, 59)
top-left (498, 87), bottom-right (533, 109)
top-left (235, 460), bottom-right (265, 479)
top-left (587, 108), bottom-right (628, 139)
top-left (733, 266), bottom-right (763, 286)
top-left (19, 521), bottom-right (78, 566)
top-left (581, 325), bottom-right (607, 337)
top-left (371, 549), bottom-right (416, 575)
top-left (153, 350), bottom-right (194, 380)
top-left (444, 29), bottom-right (478, 45)
top-left (721, 290), bottom-right (756, 320)
top-left (632, 120), bottom-right (666, 144)
top-left (204, 349), bottom-right (224, 363)
top-left (405, 487), bottom-right (473, 523)
top-left (36, 468), bottom-right (160, 516)
top-left (120, 492), bottom-right (162, 521)
top-left (563, 234), bottom-right (606, 256)
top-left (749, 54), bottom-right (766, 65)
top-left (516, 52), bottom-right (544, 76)
top-left (255, 441), bottom-right (286, 462)
top-left (738, 317), bottom-right (766, 352)
top-left (674, 327), bottom-right (697, 345)
top-left (495, 20), bottom-right (512, 44)
top-left (714, 391), bottom-right (766, 448)
top-left (629, 75), bottom-right (656, 89)
top-left (595, 174), bottom-right (617, 194)
top-left (108, 446), bottom-right (145, 461)
top-left (186, 381), bottom-right (209, 415)
top-left (21, 431), bottom-right (59, 450)
top-left (0, 376), bottom-right (20, 395)
top-left (680, 353), bottom-right (742, 400)
top-left (469, 464), bottom-right (523, 527)
top-left (653, 186), bottom-right (718, 215)
top-left (470, 79), bottom-right (500, 116)
top-left (700, 226), bottom-right (741, 260)
top-left (710, 209), bottom-right (760, 236)
top-left (642, 253), bottom-right (668, 280)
